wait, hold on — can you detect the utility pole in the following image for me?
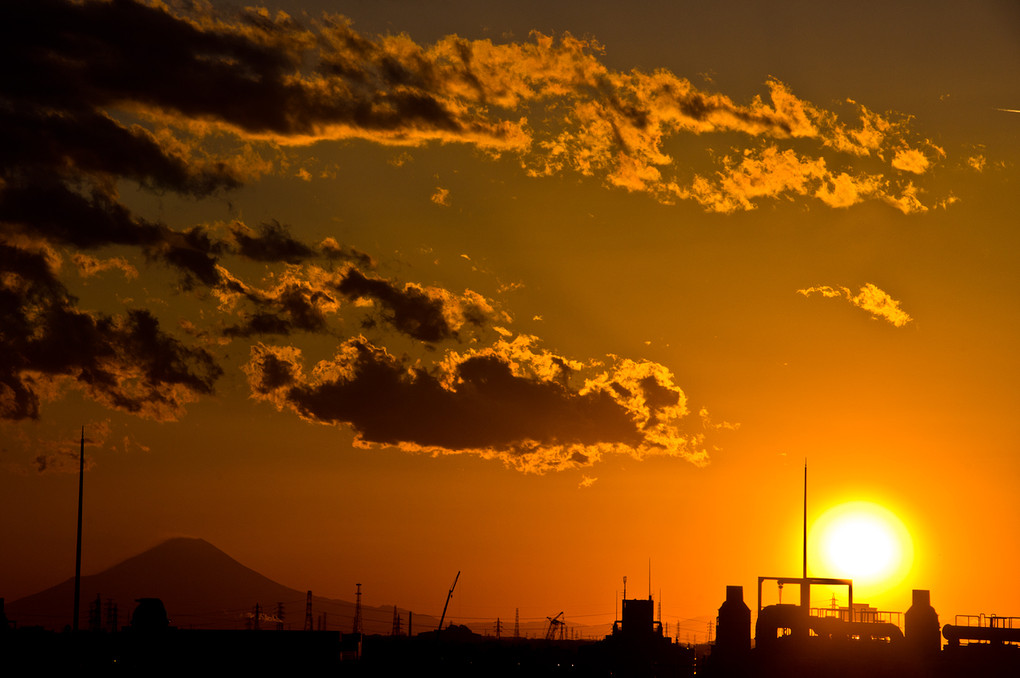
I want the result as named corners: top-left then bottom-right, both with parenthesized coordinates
top-left (72, 427), bottom-right (84, 631)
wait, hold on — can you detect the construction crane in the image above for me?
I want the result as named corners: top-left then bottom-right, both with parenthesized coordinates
top-left (545, 611), bottom-right (565, 640)
top-left (437, 571), bottom-right (460, 631)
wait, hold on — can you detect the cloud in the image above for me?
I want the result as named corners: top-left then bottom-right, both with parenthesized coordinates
top-left (73, 254), bottom-right (139, 279)
top-left (1, 0), bottom-right (950, 232)
top-left (230, 220), bottom-right (315, 263)
top-left (891, 148), bottom-right (931, 174)
top-left (0, 242), bottom-right (222, 421)
top-left (683, 145), bottom-right (888, 212)
top-left (218, 265), bottom-right (343, 338)
top-left (242, 335), bottom-right (709, 473)
top-left (798, 283), bottom-right (913, 327)
top-left (431, 187), bottom-right (452, 206)
top-left (337, 268), bottom-right (495, 343)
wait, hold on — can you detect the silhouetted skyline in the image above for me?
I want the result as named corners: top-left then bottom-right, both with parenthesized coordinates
top-left (2, 0), bottom-right (1019, 635)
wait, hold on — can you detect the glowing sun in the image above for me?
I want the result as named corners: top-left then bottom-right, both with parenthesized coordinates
top-left (810, 501), bottom-right (914, 592)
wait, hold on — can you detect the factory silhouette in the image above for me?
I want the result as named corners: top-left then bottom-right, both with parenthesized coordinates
top-left (2, 438), bottom-right (1018, 675)
top-left (4, 569), bottom-right (1020, 676)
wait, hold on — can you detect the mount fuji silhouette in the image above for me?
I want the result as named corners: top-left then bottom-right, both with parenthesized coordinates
top-left (6, 537), bottom-right (433, 632)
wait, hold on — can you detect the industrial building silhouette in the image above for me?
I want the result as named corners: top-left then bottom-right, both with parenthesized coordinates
top-left (706, 580), bottom-right (1019, 678)
top-left (4, 579), bottom-right (1020, 676)
top-left (3, 444), bottom-right (1017, 675)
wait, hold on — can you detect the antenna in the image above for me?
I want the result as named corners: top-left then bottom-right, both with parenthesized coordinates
top-left (803, 459), bottom-right (808, 580)
top-left (72, 426), bottom-right (84, 631)
top-left (800, 459), bottom-right (811, 613)
top-left (353, 583), bottom-right (362, 634)
top-left (622, 575), bottom-right (627, 600)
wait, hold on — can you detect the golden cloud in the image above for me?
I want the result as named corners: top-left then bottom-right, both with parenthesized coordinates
top-left (798, 283), bottom-right (913, 327)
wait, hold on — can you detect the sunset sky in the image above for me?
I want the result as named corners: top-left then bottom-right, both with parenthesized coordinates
top-left (3, 0), bottom-right (1019, 639)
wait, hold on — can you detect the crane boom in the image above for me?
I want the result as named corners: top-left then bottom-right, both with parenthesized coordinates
top-left (437, 571), bottom-right (460, 631)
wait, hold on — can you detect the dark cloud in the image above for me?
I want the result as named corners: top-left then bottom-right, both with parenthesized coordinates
top-left (0, 0), bottom-right (302, 134)
top-left (320, 238), bottom-right (374, 268)
top-left (639, 375), bottom-right (681, 413)
top-left (0, 0), bottom-right (477, 139)
top-left (247, 339), bottom-right (641, 454)
top-left (0, 243), bottom-right (222, 421)
top-left (0, 106), bottom-right (239, 197)
top-left (243, 337), bottom-right (710, 472)
top-left (231, 221), bottom-right (315, 264)
top-left (337, 269), bottom-right (453, 343)
top-left (223, 281), bottom-right (336, 338)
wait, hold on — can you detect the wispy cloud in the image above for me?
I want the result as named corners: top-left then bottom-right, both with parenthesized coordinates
top-left (798, 283), bottom-right (913, 327)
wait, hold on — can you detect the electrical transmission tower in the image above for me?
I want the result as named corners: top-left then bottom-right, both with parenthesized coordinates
top-left (495, 617), bottom-right (502, 639)
top-left (303, 591), bottom-right (313, 631)
top-left (514, 608), bottom-right (520, 639)
top-left (353, 583), bottom-right (363, 634)
top-left (391, 606), bottom-right (401, 636)
top-left (105, 599), bottom-right (118, 632)
top-left (88, 594), bottom-right (102, 631)
top-left (276, 602), bottom-right (285, 631)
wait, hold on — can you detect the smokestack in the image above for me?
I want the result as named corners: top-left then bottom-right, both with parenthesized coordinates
top-left (72, 426), bottom-right (84, 631)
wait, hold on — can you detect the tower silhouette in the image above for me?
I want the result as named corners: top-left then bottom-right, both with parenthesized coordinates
top-left (353, 584), bottom-right (362, 634)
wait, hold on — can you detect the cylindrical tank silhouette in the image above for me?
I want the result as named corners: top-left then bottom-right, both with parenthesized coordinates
top-left (905, 589), bottom-right (940, 656)
top-left (717, 585), bottom-right (751, 654)
top-left (130, 598), bottom-right (170, 631)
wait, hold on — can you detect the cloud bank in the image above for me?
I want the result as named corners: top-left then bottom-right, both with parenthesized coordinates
top-left (3, 0), bottom-right (950, 471)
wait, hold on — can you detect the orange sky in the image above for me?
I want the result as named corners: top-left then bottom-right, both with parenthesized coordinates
top-left (2, 0), bottom-right (1019, 640)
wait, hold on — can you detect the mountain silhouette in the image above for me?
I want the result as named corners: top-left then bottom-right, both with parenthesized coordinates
top-left (6, 537), bottom-right (432, 632)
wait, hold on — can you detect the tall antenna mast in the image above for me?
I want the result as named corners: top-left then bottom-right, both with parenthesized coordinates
top-left (72, 426), bottom-right (84, 631)
top-left (802, 459), bottom-right (808, 580)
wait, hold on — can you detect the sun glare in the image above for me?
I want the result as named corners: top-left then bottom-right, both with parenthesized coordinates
top-left (810, 501), bottom-right (914, 593)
